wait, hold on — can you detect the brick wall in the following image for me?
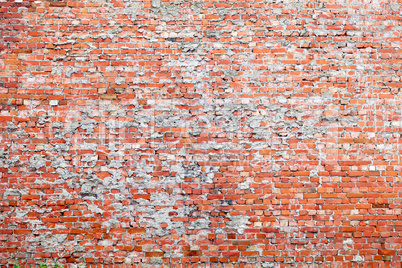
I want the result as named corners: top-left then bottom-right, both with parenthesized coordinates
top-left (1, 0), bottom-right (402, 266)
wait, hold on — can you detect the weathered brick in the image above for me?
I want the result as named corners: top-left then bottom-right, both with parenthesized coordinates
top-left (49, 2), bottom-right (67, 7)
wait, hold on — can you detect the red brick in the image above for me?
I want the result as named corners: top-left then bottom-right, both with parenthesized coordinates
top-left (378, 249), bottom-right (396, 256)
top-left (49, 2), bottom-right (66, 7)
top-left (145, 252), bottom-right (164, 257)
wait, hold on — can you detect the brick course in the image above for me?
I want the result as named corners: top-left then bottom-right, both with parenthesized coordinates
top-left (1, 0), bottom-right (402, 266)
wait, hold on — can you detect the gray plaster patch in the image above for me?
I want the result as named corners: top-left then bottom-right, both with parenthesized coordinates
top-left (353, 255), bottom-right (364, 262)
top-left (343, 238), bottom-right (353, 250)
top-left (189, 218), bottom-right (211, 229)
top-left (29, 154), bottom-right (46, 169)
top-left (226, 215), bottom-right (250, 234)
top-left (390, 3), bottom-right (399, 11)
top-left (262, 263), bottom-right (277, 268)
top-left (0, 149), bottom-right (8, 159)
top-left (4, 188), bottom-right (29, 198)
top-left (152, 0), bottom-right (160, 8)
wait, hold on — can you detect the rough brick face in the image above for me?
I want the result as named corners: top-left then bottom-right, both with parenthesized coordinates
top-left (1, 0), bottom-right (402, 266)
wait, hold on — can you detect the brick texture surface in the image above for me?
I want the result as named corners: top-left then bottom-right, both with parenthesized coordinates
top-left (1, 0), bottom-right (402, 266)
